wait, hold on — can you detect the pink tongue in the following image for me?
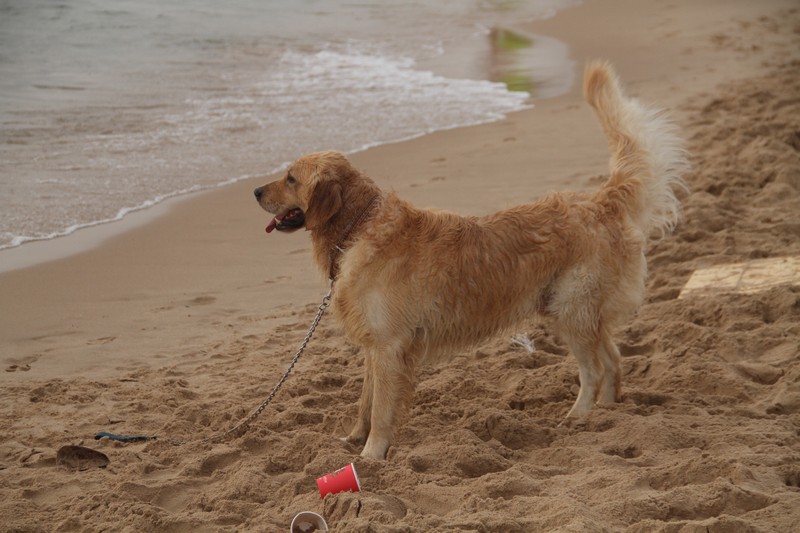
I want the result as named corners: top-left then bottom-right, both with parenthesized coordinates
top-left (265, 217), bottom-right (278, 234)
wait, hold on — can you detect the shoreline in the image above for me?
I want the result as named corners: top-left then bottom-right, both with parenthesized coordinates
top-left (0, 105), bottom-right (538, 275)
top-left (0, 189), bottom-right (198, 275)
top-left (1, 6), bottom-right (583, 276)
top-left (4, 0), bottom-right (788, 276)
top-left (3, 0), bottom-right (783, 275)
top-left (0, 2), bottom-right (572, 267)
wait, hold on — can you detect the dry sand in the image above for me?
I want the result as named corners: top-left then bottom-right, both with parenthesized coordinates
top-left (2, 0), bottom-right (799, 531)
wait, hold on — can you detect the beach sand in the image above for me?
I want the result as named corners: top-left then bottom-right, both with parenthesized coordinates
top-left (1, 0), bottom-right (799, 531)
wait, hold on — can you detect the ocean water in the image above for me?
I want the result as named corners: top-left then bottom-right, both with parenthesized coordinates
top-left (0, 0), bottom-right (577, 251)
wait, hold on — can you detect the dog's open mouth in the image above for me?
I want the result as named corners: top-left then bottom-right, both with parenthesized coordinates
top-left (266, 208), bottom-right (305, 233)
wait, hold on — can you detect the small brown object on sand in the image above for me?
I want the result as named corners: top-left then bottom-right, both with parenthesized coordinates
top-left (56, 445), bottom-right (110, 471)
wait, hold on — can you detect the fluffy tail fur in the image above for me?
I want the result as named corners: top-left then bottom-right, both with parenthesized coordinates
top-left (584, 61), bottom-right (689, 238)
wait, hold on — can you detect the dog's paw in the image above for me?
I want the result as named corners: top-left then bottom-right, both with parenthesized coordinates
top-left (339, 435), bottom-right (364, 449)
top-left (360, 448), bottom-right (388, 460)
top-left (343, 432), bottom-right (368, 446)
top-left (360, 439), bottom-right (389, 460)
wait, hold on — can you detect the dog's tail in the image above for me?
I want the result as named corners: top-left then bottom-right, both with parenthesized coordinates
top-left (584, 61), bottom-right (689, 238)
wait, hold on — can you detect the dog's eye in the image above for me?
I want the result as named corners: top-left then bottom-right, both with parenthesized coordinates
top-left (286, 174), bottom-right (297, 185)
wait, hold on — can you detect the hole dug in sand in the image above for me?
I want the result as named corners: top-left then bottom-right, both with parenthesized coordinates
top-left (679, 256), bottom-right (800, 299)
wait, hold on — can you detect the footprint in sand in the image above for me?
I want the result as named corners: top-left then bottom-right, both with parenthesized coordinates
top-left (602, 444), bottom-right (642, 459)
top-left (264, 275), bottom-right (291, 285)
top-left (188, 295), bottom-right (216, 306)
top-left (411, 176), bottom-right (447, 188)
top-left (87, 336), bottom-right (116, 346)
top-left (5, 354), bottom-right (39, 372)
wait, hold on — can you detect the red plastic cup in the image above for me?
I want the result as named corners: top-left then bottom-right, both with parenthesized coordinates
top-left (316, 463), bottom-right (361, 498)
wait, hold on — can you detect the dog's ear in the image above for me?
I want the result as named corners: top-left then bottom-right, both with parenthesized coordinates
top-left (305, 179), bottom-right (343, 230)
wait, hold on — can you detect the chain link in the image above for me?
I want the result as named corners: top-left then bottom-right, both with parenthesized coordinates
top-left (165, 281), bottom-right (334, 446)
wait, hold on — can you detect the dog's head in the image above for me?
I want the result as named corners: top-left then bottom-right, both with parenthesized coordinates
top-left (254, 151), bottom-right (353, 234)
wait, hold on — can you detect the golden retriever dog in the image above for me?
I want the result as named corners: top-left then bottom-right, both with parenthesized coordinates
top-left (254, 62), bottom-right (688, 460)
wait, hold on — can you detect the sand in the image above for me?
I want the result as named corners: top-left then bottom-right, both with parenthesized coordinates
top-left (1, 0), bottom-right (799, 531)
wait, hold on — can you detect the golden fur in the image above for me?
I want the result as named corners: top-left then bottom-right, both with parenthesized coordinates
top-left (255, 62), bottom-right (688, 459)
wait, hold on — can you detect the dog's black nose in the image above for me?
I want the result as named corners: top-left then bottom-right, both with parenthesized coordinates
top-left (254, 187), bottom-right (263, 201)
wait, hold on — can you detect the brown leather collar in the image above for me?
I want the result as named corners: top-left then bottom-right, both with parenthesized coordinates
top-left (328, 194), bottom-right (381, 281)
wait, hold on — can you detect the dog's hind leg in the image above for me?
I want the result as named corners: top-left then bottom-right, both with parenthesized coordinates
top-left (345, 350), bottom-right (374, 446)
top-left (551, 274), bottom-right (605, 418)
top-left (560, 325), bottom-right (604, 419)
top-left (597, 327), bottom-right (622, 405)
top-left (360, 347), bottom-right (416, 460)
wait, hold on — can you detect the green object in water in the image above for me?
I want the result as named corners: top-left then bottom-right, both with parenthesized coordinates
top-left (493, 28), bottom-right (533, 50)
top-left (501, 71), bottom-right (535, 93)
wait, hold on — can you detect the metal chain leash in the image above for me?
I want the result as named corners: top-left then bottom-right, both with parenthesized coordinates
top-left (164, 281), bottom-right (334, 446)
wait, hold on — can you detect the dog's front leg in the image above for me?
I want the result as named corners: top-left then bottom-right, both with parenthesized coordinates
top-left (360, 347), bottom-right (416, 460)
top-left (345, 350), bottom-right (374, 446)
